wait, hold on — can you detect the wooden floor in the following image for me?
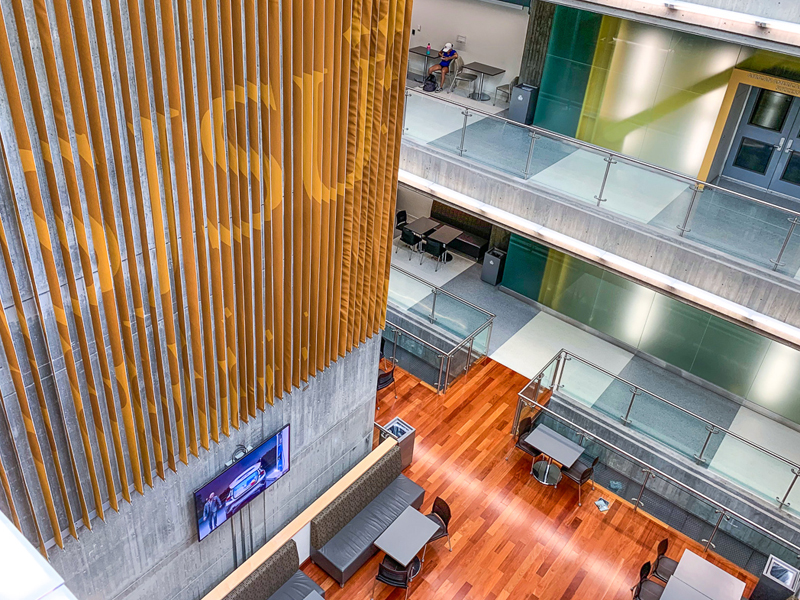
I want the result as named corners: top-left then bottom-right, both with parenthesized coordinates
top-left (303, 359), bottom-right (757, 599)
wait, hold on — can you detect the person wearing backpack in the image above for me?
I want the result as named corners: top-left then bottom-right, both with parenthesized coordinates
top-left (427, 43), bottom-right (457, 92)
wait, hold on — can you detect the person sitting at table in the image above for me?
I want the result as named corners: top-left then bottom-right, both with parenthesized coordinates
top-left (427, 43), bottom-right (457, 92)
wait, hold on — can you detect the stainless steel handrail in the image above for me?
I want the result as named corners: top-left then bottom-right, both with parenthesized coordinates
top-left (518, 395), bottom-right (800, 557)
top-left (383, 320), bottom-right (449, 355)
top-left (552, 349), bottom-right (800, 471)
top-left (405, 86), bottom-right (800, 219)
top-left (391, 264), bottom-right (496, 318)
top-left (447, 317), bottom-right (493, 356)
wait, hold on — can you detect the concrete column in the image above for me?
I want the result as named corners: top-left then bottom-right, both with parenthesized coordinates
top-left (518, 0), bottom-right (556, 88)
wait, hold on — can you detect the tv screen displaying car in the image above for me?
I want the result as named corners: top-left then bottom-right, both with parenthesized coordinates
top-left (194, 424), bottom-right (290, 541)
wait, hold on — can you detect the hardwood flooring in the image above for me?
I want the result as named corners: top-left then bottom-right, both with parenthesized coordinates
top-left (303, 359), bottom-right (757, 599)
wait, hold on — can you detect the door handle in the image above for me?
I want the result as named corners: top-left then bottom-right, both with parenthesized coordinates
top-left (776, 137), bottom-right (786, 152)
top-left (786, 140), bottom-right (794, 153)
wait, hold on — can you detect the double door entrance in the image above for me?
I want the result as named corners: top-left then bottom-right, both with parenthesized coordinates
top-left (723, 87), bottom-right (800, 197)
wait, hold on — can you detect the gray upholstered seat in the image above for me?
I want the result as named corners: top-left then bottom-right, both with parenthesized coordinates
top-left (312, 474), bottom-right (424, 586)
top-left (270, 571), bottom-right (325, 600)
top-left (223, 539), bottom-right (323, 600)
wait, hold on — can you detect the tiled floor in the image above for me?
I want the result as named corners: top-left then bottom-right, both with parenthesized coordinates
top-left (388, 251), bottom-right (800, 517)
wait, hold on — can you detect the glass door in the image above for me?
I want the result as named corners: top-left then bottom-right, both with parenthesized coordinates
top-left (770, 111), bottom-right (800, 197)
top-left (723, 88), bottom-right (800, 189)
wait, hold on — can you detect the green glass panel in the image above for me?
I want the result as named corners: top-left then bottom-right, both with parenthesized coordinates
top-left (534, 6), bottom-right (603, 137)
top-left (746, 341), bottom-right (800, 423)
top-left (587, 272), bottom-right (654, 347)
top-left (539, 253), bottom-right (603, 327)
top-left (501, 234), bottom-right (549, 301)
top-left (690, 316), bottom-right (770, 396)
top-left (639, 295), bottom-right (709, 372)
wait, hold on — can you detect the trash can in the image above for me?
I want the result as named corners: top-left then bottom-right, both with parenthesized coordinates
top-left (379, 417), bottom-right (415, 469)
top-left (481, 248), bottom-right (506, 286)
top-left (509, 84), bottom-right (538, 125)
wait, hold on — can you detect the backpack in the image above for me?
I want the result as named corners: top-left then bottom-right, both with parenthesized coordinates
top-left (422, 74), bottom-right (437, 92)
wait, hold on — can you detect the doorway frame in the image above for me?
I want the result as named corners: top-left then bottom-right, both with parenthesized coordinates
top-left (699, 69), bottom-right (800, 183)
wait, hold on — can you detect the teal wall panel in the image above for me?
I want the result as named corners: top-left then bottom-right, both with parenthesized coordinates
top-left (501, 234), bottom-right (800, 424)
top-left (533, 6), bottom-right (603, 137)
top-left (503, 234), bottom-right (548, 300)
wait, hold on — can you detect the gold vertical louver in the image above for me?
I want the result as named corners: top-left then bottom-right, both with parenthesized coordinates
top-left (0, 0), bottom-right (411, 556)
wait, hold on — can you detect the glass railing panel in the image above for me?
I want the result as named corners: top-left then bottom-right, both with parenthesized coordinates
top-left (430, 290), bottom-right (491, 341)
top-left (706, 432), bottom-right (797, 511)
top-left (525, 136), bottom-right (610, 205)
top-left (714, 514), bottom-right (800, 578)
top-left (387, 267), bottom-right (435, 312)
top-left (470, 321), bottom-right (491, 358)
top-left (601, 159), bottom-right (694, 227)
top-left (640, 471), bottom-right (721, 548)
top-left (403, 91), bottom-right (467, 148)
top-left (558, 356), bottom-right (624, 413)
top-left (625, 389), bottom-right (713, 461)
top-left (682, 186), bottom-right (796, 270)
top-left (460, 114), bottom-right (531, 178)
top-left (383, 324), bottom-right (446, 391)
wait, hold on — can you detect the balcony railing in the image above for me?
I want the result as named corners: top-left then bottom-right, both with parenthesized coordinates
top-left (512, 393), bottom-right (800, 579)
top-left (384, 265), bottom-right (494, 393)
top-left (515, 350), bottom-right (800, 517)
top-left (402, 87), bottom-right (800, 279)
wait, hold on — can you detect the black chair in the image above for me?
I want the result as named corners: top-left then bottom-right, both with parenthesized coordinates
top-left (651, 538), bottom-right (678, 584)
top-left (632, 562), bottom-right (664, 600)
top-left (423, 239), bottom-right (447, 271)
top-left (562, 455), bottom-right (598, 507)
top-left (515, 416), bottom-right (543, 474)
top-left (371, 554), bottom-right (421, 600)
top-left (377, 359), bottom-right (397, 404)
top-left (425, 496), bottom-right (452, 552)
top-left (396, 227), bottom-right (421, 260)
top-left (396, 210), bottom-right (408, 231)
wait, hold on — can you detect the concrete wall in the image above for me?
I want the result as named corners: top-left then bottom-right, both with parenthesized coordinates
top-left (46, 336), bottom-right (381, 600)
top-left (398, 141), bottom-right (800, 343)
top-left (408, 0), bottom-right (529, 94)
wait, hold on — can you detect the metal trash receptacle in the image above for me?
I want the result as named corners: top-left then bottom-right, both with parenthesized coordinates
top-left (481, 248), bottom-right (506, 285)
top-left (379, 417), bottom-right (415, 469)
top-left (509, 84), bottom-right (538, 125)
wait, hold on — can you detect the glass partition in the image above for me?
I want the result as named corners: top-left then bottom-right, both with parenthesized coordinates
top-left (402, 87), bottom-right (800, 277)
top-left (542, 349), bottom-right (800, 515)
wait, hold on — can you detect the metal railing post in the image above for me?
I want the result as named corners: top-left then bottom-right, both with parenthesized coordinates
top-left (631, 468), bottom-right (650, 511)
top-left (465, 336), bottom-right (474, 373)
top-left (778, 468), bottom-right (800, 509)
top-left (594, 155), bottom-right (617, 206)
top-left (457, 109), bottom-right (470, 156)
top-left (523, 132), bottom-right (539, 180)
top-left (770, 216), bottom-right (800, 271)
top-left (694, 425), bottom-right (718, 465)
top-left (430, 288), bottom-right (438, 323)
top-left (403, 89), bottom-right (411, 133)
top-left (622, 387), bottom-right (640, 425)
top-left (512, 395), bottom-right (525, 436)
top-left (392, 327), bottom-right (399, 363)
top-left (437, 354), bottom-right (446, 394)
top-left (554, 352), bottom-right (567, 391)
top-left (677, 185), bottom-right (700, 237)
top-left (703, 511), bottom-right (725, 551)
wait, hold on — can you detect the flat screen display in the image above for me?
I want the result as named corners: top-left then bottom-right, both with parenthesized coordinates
top-left (194, 424), bottom-right (290, 541)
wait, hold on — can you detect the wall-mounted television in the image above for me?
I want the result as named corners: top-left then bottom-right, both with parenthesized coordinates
top-left (193, 424), bottom-right (290, 541)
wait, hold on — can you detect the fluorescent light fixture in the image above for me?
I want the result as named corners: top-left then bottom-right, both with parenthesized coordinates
top-left (639, 0), bottom-right (800, 35)
top-left (398, 169), bottom-right (800, 349)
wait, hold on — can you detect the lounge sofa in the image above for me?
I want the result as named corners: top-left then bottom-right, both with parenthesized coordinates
top-left (310, 445), bottom-right (424, 587)
top-left (224, 539), bottom-right (324, 600)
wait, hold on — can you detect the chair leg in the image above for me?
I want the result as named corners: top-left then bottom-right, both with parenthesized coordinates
top-left (405, 585), bottom-right (410, 600)
top-left (578, 484), bottom-right (581, 507)
top-left (372, 577), bottom-right (377, 600)
top-left (422, 543), bottom-right (427, 562)
top-left (393, 378), bottom-right (398, 399)
top-left (447, 532), bottom-right (452, 551)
